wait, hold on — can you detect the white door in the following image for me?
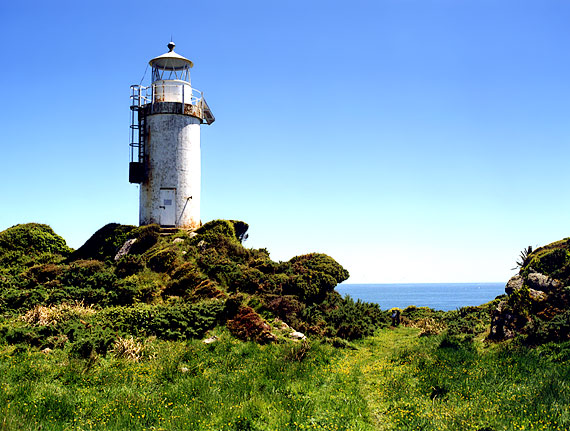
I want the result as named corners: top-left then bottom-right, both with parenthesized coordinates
top-left (159, 189), bottom-right (176, 226)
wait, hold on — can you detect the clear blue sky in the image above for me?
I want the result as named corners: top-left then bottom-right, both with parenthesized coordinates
top-left (1, 0), bottom-right (569, 283)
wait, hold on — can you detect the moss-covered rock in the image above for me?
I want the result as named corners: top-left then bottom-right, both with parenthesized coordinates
top-left (490, 238), bottom-right (570, 343)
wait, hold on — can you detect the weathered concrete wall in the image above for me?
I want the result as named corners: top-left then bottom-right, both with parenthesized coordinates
top-left (140, 112), bottom-right (201, 228)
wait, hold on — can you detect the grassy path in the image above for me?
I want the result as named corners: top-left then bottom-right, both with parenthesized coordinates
top-left (336, 328), bottom-right (570, 431)
top-left (333, 327), bottom-right (420, 430)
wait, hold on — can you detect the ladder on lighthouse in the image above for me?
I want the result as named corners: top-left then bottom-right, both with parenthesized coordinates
top-left (129, 85), bottom-right (148, 183)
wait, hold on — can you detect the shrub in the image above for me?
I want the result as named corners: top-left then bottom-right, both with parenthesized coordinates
top-left (0, 223), bottom-right (72, 257)
top-left (127, 224), bottom-right (160, 255)
top-left (265, 295), bottom-right (305, 328)
top-left (147, 248), bottom-right (179, 273)
top-left (68, 223), bottom-right (134, 262)
top-left (195, 220), bottom-right (238, 242)
top-left (96, 301), bottom-right (226, 340)
top-left (115, 254), bottom-right (145, 277)
top-left (302, 292), bottom-right (383, 340)
top-left (289, 253), bottom-right (350, 284)
top-left (190, 280), bottom-right (227, 301)
top-left (165, 262), bottom-right (206, 297)
top-left (20, 302), bottom-right (96, 326)
top-left (110, 336), bottom-right (146, 361)
top-left (227, 306), bottom-right (276, 343)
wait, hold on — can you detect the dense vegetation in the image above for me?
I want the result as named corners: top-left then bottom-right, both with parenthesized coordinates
top-left (0, 221), bottom-right (384, 358)
top-left (2, 222), bottom-right (570, 429)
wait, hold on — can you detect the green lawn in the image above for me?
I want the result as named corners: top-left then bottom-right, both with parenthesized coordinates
top-left (1, 328), bottom-right (570, 430)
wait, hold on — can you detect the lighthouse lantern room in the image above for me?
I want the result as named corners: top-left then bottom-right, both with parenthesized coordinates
top-left (129, 42), bottom-right (214, 229)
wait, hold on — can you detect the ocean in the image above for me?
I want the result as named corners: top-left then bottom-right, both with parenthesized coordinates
top-left (335, 282), bottom-right (506, 311)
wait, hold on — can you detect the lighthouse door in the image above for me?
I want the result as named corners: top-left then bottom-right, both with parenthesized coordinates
top-left (159, 189), bottom-right (176, 227)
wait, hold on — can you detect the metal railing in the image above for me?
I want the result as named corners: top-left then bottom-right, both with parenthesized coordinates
top-left (130, 83), bottom-right (205, 111)
top-left (129, 83), bottom-right (215, 167)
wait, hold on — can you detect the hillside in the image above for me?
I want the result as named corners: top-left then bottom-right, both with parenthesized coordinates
top-left (3, 223), bottom-right (570, 429)
top-left (0, 220), bottom-right (384, 357)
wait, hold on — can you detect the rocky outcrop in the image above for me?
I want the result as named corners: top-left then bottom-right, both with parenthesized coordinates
top-left (489, 239), bottom-right (570, 343)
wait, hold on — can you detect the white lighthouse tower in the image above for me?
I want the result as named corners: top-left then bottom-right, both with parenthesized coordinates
top-left (129, 42), bottom-right (214, 229)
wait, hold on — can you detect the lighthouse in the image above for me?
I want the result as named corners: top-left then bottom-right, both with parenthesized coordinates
top-left (129, 42), bottom-right (214, 229)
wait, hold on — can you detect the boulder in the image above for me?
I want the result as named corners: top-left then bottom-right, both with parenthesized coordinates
top-left (488, 300), bottom-right (528, 341)
top-left (114, 238), bottom-right (137, 261)
top-left (527, 272), bottom-right (561, 292)
top-left (290, 331), bottom-right (306, 340)
top-left (505, 275), bottom-right (523, 295)
top-left (203, 335), bottom-right (218, 344)
top-left (528, 288), bottom-right (548, 302)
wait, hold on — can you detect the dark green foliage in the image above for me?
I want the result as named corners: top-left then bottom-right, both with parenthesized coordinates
top-left (230, 220), bottom-right (249, 243)
top-left (284, 254), bottom-right (350, 302)
top-left (0, 224), bottom-right (71, 279)
top-left (0, 219), bottom-right (373, 347)
top-left (67, 325), bottom-right (115, 357)
top-left (68, 223), bottom-right (134, 262)
top-left (532, 248), bottom-right (570, 280)
top-left (290, 253), bottom-right (350, 285)
top-left (195, 219), bottom-right (238, 243)
top-left (402, 305), bottom-right (441, 320)
top-left (115, 254), bottom-right (145, 277)
top-left (0, 223), bottom-right (72, 257)
top-left (147, 248), bottom-right (179, 273)
top-left (525, 311), bottom-right (570, 344)
top-left (96, 301), bottom-right (226, 340)
top-left (302, 292), bottom-right (383, 340)
top-left (165, 262), bottom-right (207, 297)
top-left (127, 224), bottom-right (160, 255)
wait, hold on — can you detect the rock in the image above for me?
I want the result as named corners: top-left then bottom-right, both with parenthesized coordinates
top-left (529, 288), bottom-right (548, 302)
top-left (274, 319), bottom-right (289, 330)
top-left (173, 238), bottom-right (184, 244)
top-left (114, 238), bottom-right (137, 261)
top-left (180, 367), bottom-right (189, 373)
top-left (527, 272), bottom-right (561, 292)
top-left (290, 331), bottom-right (306, 340)
top-left (189, 232), bottom-right (198, 238)
top-left (488, 300), bottom-right (528, 341)
top-left (203, 335), bottom-right (218, 344)
top-left (505, 275), bottom-right (523, 295)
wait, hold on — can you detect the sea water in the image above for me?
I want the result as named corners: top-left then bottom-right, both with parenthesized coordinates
top-left (335, 283), bottom-right (506, 311)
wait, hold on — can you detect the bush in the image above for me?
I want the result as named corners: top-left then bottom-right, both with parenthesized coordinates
top-left (96, 302), bottom-right (226, 340)
top-left (147, 248), bottom-right (179, 273)
top-left (302, 292), bottom-right (383, 340)
top-left (0, 223), bottom-right (72, 257)
top-left (127, 224), bottom-right (160, 255)
top-left (290, 253), bottom-right (350, 284)
top-left (115, 255), bottom-right (145, 277)
top-left (68, 223), bottom-right (134, 262)
top-left (226, 306), bottom-right (276, 343)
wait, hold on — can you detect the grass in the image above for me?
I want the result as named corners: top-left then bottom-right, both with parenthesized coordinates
top-left (2, 327), bottom-right (570, 430)
top-left (0, 331), bottom-right (369, 430)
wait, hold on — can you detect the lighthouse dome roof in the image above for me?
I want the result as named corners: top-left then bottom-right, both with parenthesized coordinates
top-left (149, 42), bottom-right (193, 70)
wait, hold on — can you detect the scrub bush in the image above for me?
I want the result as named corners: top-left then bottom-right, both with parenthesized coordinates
top-left (0, 223), bottom-right (72, 257)
top-left (68, 223), bottom-right (134, 262)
